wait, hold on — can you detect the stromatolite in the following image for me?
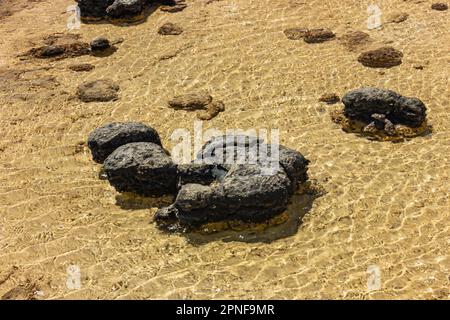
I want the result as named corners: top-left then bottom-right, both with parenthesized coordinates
top-left (331, 87), bottom-right (430, 140)
top-left (103, 142), bottom-right (178, 196)
top-left (87, 122), bottom-right (162, 163)
top-left (155, 135), bottom-right (310, 231)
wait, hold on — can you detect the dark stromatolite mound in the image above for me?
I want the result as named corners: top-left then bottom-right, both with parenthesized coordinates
top-left (104, 142), bottom-right (178, 196)
top-left (75, 0), bottom-right (149, 22)
top-left (160, 0), bottom-right (187, 12)
top-left (358, 47), bottom-right (403, 68)
top-left (331, 87), bottom-right (430, 141)
top-left (106, 0), bottom-right (145, 19)
top-left (155, 135), bottom-right (310, 231)
top-left (76, 79), bottom-right (120, 102)
top-left (87, 122), bottom-right (162, 163)
top-left (90, 37), bottom-right (111, 51)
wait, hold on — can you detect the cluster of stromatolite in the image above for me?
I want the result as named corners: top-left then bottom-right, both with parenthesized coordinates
top-left (75, 0), bottom-right (183, 22)
top-left (87, 123), bottom-right (310, 231)
top-left (331, 87), bottom-right (431, 141)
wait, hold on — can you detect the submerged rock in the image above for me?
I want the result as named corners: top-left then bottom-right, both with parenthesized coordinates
top-left (283, 28), bottom-right (309, 40)
top-left (168, 93), bottom-right (224, 120)
top-left (303, 29), bottom-right (335, 43)
top-left (197, 101), bottom-right (225, 120)
top-left (387, 12), bottom-right (409, 23)
top-left (26, 42), bottom-right (90, 59)
top-left (158, 22), bottom-right (183, 35)
top-left (319, 93), bottom-right (340, 104)
top-left (168, 92), bottom-right (212, 110)
top-left (87, 122), bottom-right (162, 163)
top-left (431, 3), bottom-right (448, 11)
top-left (76, 79), bottom-right (120, 102)
top-left (339, 31), bottom-right (371, 51)
top-left (104, 142), bottom-right (177, 196)
top-left (155, 135), bottom-right (310, 231)
top-left (331, 87), bottom-right (430, 140)
top-left (69, 63), bottom-right (95, 72)
top-left (358, 47), bottom-right (403, 68)
top-left (284, 27), bottom-right (335, 43)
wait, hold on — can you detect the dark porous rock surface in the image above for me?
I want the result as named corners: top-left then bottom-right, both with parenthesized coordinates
top-left (431, 3), bottom-right (448, 10)
top-left (87, 122), bottom-right (162, 163)
top-left (106, 0), bottom-right (145, 19)
top-left (358, 47), bottom-right (403, 68)
top-left (158, 22), bottom-right (184, 35)
top-left (76, 0), bottom-right (148, 22)
top-left (159, 0), bottom-right (187, 12)
top-left (76, 79), bottom-right (120, 102)
top-left (90, 37), bottom-right (111, 51)
top-left (176, 163), bottom-right (226, 188)
top-left (104, 142), bottom-right (177, 196)
top-left (303, 28), bottom-right (336, 43)
top-left (331, 87), bottom-right (430, 141)
top-left (75, 0), bottom-right (115, 20)
top-left (155, 135), bottom-right (310, 231)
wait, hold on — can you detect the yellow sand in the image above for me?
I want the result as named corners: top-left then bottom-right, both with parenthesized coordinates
top-left (0, 0), bottom-right (448, 299)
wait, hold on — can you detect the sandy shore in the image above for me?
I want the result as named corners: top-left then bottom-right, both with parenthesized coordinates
top-left (0, 0), bottom-right (449, 299)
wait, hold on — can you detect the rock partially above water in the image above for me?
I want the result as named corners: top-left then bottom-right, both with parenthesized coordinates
top-left (331, 87), bottom-right (430, 141)
top-left (88, 122), bottom-right (162, 163)
top-left (76, 79), bottom-right (120, 102)
top-left (104, 142), bottom-right (178, 196)
top-left (358, 47), bottom-right (403, 68)
top-left (106, 0), bottom-right (145, 19)
top-left (76, 0), bottom-right (148, 22)
top-left (159, 0), bottom-right (187, 12)
top-left (155, 135), bottom-right (310, 231)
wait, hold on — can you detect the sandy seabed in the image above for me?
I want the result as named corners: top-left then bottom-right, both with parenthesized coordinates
top-left (0, 0), bottom-right (448, 299)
